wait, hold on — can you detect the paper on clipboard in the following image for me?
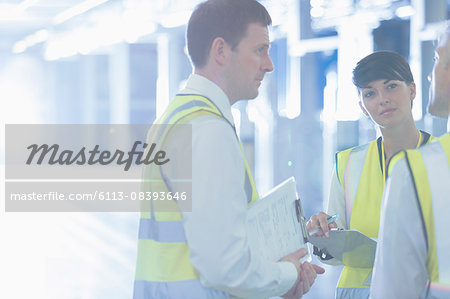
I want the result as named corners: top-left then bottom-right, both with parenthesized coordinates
top-left (246, 177), bottom-right (310, 263)
top-left (309, 229), bottom-right (377, 268)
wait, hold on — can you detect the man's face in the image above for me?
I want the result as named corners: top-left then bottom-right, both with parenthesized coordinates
top-left (428, 34), bottom-right (450, 118)
top-left (226, 23), bottom-right (274, 103)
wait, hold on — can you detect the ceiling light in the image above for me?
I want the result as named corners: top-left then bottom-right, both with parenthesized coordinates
top-left (53, 0), bottom-right (109, 25)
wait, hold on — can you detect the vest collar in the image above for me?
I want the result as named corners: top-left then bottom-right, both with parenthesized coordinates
top-left (179, 74), bottom-right (234, 125)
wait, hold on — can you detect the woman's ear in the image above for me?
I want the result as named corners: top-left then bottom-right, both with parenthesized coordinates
top-left (409, 82), bottom-right (417, 100)
top-left (359, 101), bottom-right (370, 117)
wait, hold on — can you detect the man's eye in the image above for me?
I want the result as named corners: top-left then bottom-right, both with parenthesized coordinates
top-left (257, 46), bottom-right (269, 54)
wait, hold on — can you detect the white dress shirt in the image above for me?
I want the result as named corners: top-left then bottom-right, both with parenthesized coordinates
top-left (171, 74), bottom-right (298, 298)
top-left (370, 158), bottom-right (428, 299)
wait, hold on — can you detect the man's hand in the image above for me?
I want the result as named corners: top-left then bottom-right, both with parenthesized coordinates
top-left (280, 248), bottom-right (325, 299)
top-left (306, 212), bottom-right (337, 237)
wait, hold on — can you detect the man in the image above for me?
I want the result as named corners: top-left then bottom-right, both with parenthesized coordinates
top-left (370, 22), bottom-right (450, 299)
top-left (133, 1), bottom-right (324, 298)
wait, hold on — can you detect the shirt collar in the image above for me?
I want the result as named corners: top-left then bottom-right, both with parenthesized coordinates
top-left (179, 73), bottom-right (234, 125)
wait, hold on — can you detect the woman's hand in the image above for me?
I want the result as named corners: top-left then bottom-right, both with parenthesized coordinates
top-left (306, 212), bottom-right (338, 238)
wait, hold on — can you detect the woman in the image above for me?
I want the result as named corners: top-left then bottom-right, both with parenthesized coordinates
top-left (307, 51), bottom-right (436, 299)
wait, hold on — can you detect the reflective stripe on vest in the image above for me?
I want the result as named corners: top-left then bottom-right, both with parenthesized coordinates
top-left (337, 143), bottom-right (370, 229)
top-left (429, 282), bottom-right (450, 298)
top-left (134, 94), bottom-right (258, 299)
top-left (336, 140), bottom-right (381, 290)
top-left (335, 133), bottom-right (434, 291)
top-left (404, 134), bottom-right (450, 297)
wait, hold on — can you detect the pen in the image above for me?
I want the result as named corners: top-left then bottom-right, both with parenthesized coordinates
top-left (309, 214), bottom-right (339, 236)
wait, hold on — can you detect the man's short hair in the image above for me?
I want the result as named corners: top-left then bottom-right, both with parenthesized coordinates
top-left (438, 20), bottom-right (450, 66)
top-left (438, 20), bottom-right (450, 45)
top-left (186, 0), bottom-right (272, 68)
top-left (352, 51), bottom-right (414, 94)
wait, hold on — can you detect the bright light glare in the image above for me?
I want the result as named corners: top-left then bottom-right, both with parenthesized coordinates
top-left (286, 56), bottom-right (301, 119)
top-left (0, 212), bottom-right (138, 299)
top-left (335, 21), bottom-right (374, 121)
top-left (46, 8), bottom-right (157, 60)
top-left (12, 41), bottom-right (27, 54)
top-left (123, 9), bottom-right (157, 43)
top-left (322, 71), bottom-right (338, 121)
top-left (34, 29), bottom-right (49, 42)
top-left (231, 108), bottom-right (241, 137)
top-left (335, 86), bottom-right (361, 121)
top-left (18, 0), bottom-right (37, 10)
top-left (45, 36), bottom-right (77, 60)
top-left (373, 0), bottom-right (391, 6)
top-left (13, 29), bottom-right (49, 54)
top-left (310, 0), bottom-right (324, 7)
top-left (0, 0), bottom-right (36, 20)
top-left (0, 4), bottom-right (25, 21)
top-left (395, 5), bottom-right (415, 18)
top-left (310, 6), bottom-right (324, 18)
top-left (286, 100), bottom-right (300, 119)
top-left (0, 56), bottom-right (44, 124)
top-left (53, 0), bottom-right (109, 25)
top-left (246, 104), bottom-right (260, 123)
top-left (161, 10), bottom-right (191, 28)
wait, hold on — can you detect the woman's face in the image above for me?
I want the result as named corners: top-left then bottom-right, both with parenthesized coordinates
top-left (358, 79), bottom-right (416, 129)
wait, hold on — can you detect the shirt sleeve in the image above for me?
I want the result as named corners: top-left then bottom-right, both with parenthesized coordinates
top-left (317, 166), bottom-right (346, 266)
top-left (180, 117), bottom-right (298, 298)
top-left (370, 159), bottom-right (428, 299)
top-left (325, 165), bottom-right (347, 230)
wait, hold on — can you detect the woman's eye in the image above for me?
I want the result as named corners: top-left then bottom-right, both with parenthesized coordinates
top-left (364, 91), bottom-right (374, 98)
top-left (387, 83), bottom-right (397, 89)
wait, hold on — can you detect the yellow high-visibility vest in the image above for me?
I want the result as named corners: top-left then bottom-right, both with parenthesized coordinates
top-left (401, 133), bottom-right (450, 298)
top-left (335, 133), bottom-right (434, 296)
top-left (133, 94), bottom-right (258, 299)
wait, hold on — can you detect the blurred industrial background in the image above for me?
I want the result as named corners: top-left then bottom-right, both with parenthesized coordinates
top-left (1, 0), bottom-right (449, 298)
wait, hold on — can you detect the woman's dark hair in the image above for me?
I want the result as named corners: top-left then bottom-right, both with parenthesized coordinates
top-left (186, 0), bottom-right (272, 68)
top-left (352, 51), bottom-right (414, 94)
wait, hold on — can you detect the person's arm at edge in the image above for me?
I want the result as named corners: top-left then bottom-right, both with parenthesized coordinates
top-left (370, 159), bottom-right (428, 299)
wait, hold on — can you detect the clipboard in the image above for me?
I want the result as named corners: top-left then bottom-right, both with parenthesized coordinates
top-left (246, 177), bottom-right (310, 262)
top-left (308, 229), bottom-right (377, 268)
top-left (246, 177), bottom-right (377, 268)
top-left (294, 198), bottom-right (309, 244)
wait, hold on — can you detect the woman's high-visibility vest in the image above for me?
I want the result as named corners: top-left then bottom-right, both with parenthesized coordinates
top-left (133, 94), bottom-right (259, 299)
top-left (402, 133), bottom-right (450, 298)
top-left (335, 132), bottom-right (434, 297)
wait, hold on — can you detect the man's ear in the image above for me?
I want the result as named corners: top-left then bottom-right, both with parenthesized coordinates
top-left (409, 82), bottom-right (417, 100)
top-left (210, 37), bottom-right (230, 66)
top-left (359, 101), bottom-right (370, 117)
